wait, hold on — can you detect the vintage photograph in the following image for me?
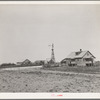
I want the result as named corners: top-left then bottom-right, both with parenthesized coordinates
top-left (0, 2), bottom-right (100, 93)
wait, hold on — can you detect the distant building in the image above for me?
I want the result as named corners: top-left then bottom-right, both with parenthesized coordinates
top-left (34, 60), bottom-right (45, 65)
top-left (45, 58), bottom-right (51, 64)
top-left (61, 49), bottom-right (95, 66)
top-left (16, 59), bottom-right (32, 66)
top-left (16, 62), bottom-right (22, 66)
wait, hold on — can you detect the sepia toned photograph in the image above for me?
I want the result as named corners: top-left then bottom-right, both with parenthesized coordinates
top-left (0, 2), bottom-right (100, 94)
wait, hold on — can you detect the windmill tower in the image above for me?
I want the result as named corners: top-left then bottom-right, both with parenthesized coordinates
top-left (49, 43), bottom-right (55, 64)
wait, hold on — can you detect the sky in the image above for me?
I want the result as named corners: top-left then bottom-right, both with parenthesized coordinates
top-left (0, 4), bottom-right (100, 64)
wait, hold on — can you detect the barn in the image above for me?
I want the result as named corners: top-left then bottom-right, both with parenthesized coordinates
top-left (16, 59), bottom-right (32, 66)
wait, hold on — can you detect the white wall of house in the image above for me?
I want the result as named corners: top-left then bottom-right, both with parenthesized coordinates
top-left (83, 52), bottom-right (95, 63)
top-left (76, 59), bottom-right (86, 66)
top-left (83, 51), bottom-right (93, 58)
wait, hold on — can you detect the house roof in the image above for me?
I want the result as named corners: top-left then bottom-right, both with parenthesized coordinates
top-left (67, 50), bottom-right (95, 59)
top-left (25, 59), bottom-right (31, 61)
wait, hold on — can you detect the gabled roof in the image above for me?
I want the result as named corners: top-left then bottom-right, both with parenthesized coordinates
top-left (22, 59), bottom-right (32, 64)
top-left (23, 59), bottom-right (31, 63)
top-left (67, 50), bottom-right (95, 59)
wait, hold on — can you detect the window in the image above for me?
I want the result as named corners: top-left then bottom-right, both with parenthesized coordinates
top-left (85, 58), bottom-right (91, 61)
top-left (76, 52), bottom-right (81, 55)
top-left (83, 58), bottom-right (85, 61)
top-left (71, 59), bottom-right (75, 61)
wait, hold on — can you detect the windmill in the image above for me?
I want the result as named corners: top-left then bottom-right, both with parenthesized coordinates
top-left (49, 43), bottom-right (55, 64)
top-left (43, 43), bottom-right (59, 67)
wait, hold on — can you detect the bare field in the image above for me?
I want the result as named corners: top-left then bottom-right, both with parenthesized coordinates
top-left (0, 67), bottom-right (100, 92)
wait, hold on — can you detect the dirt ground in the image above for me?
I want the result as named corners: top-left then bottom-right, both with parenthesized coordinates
top-left (0, 67), bottom-right (100, 92)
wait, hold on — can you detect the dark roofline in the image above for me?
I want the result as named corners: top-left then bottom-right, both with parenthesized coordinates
top-left (68, 57), bottom-right (82, 59)
top-left (61, 50), bottom-right (96, 62)
top-left (82, 51), bottom-right (96, 59)
top-left (60, 58), bottom-right (70, 62)
top-left (22, 59), bottom-right (32, 63)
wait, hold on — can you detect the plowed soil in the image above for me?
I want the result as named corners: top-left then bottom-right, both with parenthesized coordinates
top-left (0, 67), bottom-right (100, 92)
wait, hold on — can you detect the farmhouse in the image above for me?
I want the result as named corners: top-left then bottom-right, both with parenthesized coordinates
top-left (61, 49), bottom-right (95, 66)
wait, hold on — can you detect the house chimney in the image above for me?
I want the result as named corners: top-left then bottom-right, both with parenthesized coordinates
top-left (80, 49), bottom-right (82, 52)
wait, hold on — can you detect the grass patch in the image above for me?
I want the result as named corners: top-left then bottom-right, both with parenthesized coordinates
top-left (42, 66), bottom-right (100, 74)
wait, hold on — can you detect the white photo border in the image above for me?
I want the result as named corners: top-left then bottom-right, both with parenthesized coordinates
top-left (0, 1), bottom-right (100, 99)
